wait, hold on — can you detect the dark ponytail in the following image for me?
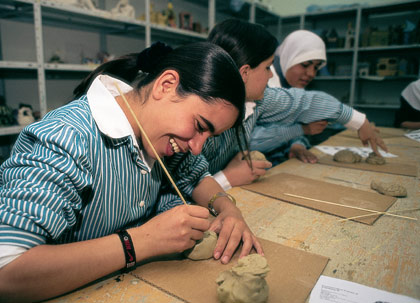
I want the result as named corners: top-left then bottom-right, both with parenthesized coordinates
top-left (73, 41), bottom-right (245, 129)
top-left (207, 19), bottom-right (278, 164)
top-left (208, 18), bottom-right (278, 69)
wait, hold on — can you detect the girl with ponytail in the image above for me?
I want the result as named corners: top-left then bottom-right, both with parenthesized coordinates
top-left (0, 41), bottom-right (261, 302)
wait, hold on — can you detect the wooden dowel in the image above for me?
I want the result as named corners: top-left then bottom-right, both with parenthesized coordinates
top-left (338, 208), bottom-right (419, 222)
top-left (115, 83), bottom-right (187, 205)
top-left (283, 193), bottom-right (415, 221)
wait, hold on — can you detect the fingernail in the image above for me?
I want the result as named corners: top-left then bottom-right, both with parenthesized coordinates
top-left (214, 252), bottom-right (221, 259)
top-left (222, 256), bottom-right (229, 264)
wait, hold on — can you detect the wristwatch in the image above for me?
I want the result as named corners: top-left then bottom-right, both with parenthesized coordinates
top-left (208, 192), bottom-right (236, 217)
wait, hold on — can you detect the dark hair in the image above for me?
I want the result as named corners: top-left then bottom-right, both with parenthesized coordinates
top-left (73, 41), bottom-right (246, 129)
top-left (207, 18), bottom-right (278, 69)
top-left (207, 19), bottom-right (278, 162)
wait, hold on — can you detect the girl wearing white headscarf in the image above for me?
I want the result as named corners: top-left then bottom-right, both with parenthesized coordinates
top-left (394, 79), bottom-right (420, 129)
top-left (253, 30), bottom-right (330, 165)
top-left (268, 30), bottom-right (326, 88)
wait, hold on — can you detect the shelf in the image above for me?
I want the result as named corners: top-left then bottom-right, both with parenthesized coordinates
top-left (354, 104), bottom-right (400, 109)
top-left (358, 75), bottom-right (419, 81)
top-left (150, 23), bottom-right (206, 45)
top-left (316, 76), bottom-right (352, 80)
top-left (0, 125), bottom-right (25, 136)
top-left (326, 48), bottom-right (354, 53)
top-left (40, 0), bottom-right (147, 36)
top-left (359, 44), bottom-right (420, 52)
top-left (44, 63), bottom-right (96, 72)
top-left (0, 60), bottom-right (38, 69)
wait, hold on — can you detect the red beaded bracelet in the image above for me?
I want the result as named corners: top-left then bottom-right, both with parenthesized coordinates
top-left (116, 230), bottom-right (136, 272)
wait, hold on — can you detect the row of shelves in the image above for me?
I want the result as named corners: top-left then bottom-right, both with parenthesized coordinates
top-left (277, 0), bottom-right (420, 122)
top-left (0, 0), bottom-right (280, 136)
top-left (1, 0), bottom-right (420, 138)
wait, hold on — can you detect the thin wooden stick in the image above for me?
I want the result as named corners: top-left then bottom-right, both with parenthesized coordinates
top-left (283, 193), bottom-right (415, 221)
top-left (115, 83), bottom-right (187, 205)
top-left (338, 208), bottom-right (419, 222)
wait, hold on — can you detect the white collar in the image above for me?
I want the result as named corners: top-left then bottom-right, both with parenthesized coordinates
top-left (402, 80), bottom-right (420, 111)
top-left (87, 74), bottom-right (155, 171)
top-left (245, 101), bottom-right (256, 120)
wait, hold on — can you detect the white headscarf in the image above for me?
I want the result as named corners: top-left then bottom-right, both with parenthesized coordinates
top-left (402, 79), bottom-right (420, 111)
top-left (278, 30), bottom-right (327, 75)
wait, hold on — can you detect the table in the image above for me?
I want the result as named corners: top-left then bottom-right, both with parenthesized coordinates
top-left (46, 127), bottom-right (420, 302)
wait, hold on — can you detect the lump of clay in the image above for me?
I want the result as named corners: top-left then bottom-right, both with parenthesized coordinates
top-left (333, 149), bottom-right (362, 163)
top-left (366, 152), bottom-right (386, 165)
top-left (371, 180), bottom-right (407, 197)
top-left (249, 151), bottom-right (267, 161)
top-left (243, 150), bottom-right (267, 161)
top-left (216, 254), bottom-right (270, 303)
top-left (183, 230), bottom-right (217, 260)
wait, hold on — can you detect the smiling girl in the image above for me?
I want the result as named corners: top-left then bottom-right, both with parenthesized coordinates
top-left (0, 41), bottom-right (259, 302)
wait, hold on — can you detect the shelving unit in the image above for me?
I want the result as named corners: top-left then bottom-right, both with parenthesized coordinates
top-left (277, 0), bottom-right (420, 126)
top-left (0, 0), bottom-right (279, 145)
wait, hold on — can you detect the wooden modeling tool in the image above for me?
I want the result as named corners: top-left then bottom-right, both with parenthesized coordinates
top-left (114, 83), bottom-right (187, 205)
top-left (283, 193), bottom-right (416, 221)
top-left (338, 207), bottom-right (419, 222)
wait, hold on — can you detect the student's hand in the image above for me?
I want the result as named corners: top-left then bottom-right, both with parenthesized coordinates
top-left (358, 119), bottom-right (388, 156)
top-left (302, 120), bottom-right (328, 135)
top-left (136, 205), bottom-right (210, 258)
top-left (209, 201), bottom-right (263, 264)
top-left (223, 152), bottom-right (272, 187)
top-left (288, 144), bottom-right (318, 163)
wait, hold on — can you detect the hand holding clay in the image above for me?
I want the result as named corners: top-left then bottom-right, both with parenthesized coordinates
top-left (183, 230), bottom-right (218, 260)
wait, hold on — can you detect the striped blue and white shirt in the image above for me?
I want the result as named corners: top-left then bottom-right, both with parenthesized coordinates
top-left (0, 75), bottom-right (209, 267)
top-left (210, 87), bottom-right (364, 188)
top-left (249, 87), bottom-right (365, 153)
top-left (160, 86), bottom-right (364, 202)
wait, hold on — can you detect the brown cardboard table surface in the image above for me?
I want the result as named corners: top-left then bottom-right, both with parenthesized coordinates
top-left (46, 128), bottom-right (420, 303)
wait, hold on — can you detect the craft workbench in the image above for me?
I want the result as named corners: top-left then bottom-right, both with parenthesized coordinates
top-left (45, 127), bottom-right (420, 303)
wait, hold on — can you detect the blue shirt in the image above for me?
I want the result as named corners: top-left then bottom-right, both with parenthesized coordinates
top-left (249, 87), bottom-right (364, 155)
top-left (161, 86), bottom-right (355, 201)
top-left (0, 75), bottom-right (209, 252)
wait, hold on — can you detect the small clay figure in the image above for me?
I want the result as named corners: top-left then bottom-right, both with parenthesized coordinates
top-left (55, 0), bottom-right (97, 10)
top-left (365, 152), bottom-right (386, 165)
top-left (371, 180), bottom-right (407, 197)
top-left (183, 230), bottom-right (217, 260)
top-left (111, 0), bottom-right (135, 19)
top-left (17, 103), bottom-right (35, 126)
top-left (216, 254), bottom-right (270, 303)
top-left (333, 149), bottom-right (362, 163)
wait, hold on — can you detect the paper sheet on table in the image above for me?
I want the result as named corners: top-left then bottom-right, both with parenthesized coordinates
top-left (315, 146), bottom-right (397, 158)
top-left (405, 129), bottom-right (420, 143)
top-left (309, 275), bottom-right (420, 303)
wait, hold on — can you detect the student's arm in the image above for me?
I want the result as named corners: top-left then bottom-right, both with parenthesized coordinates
top-left (219, 152), bottom-right (272, 188)
top-left (0, 123), bottom-right (210, 302)
top-left (160, 153), bottom-right (264, 264)
top-left (288, 136), bottom-right (318, 164)
top-left (250, 121), bottom-right (327, 154)
top-left (400, 121), bottom-right (420, 129)
top-left (257, 87), bottom-right (387, 155)
top-left (0, 205), bottom-right (209, 302)
top-left (191, 176), bottom-right (263, 264)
